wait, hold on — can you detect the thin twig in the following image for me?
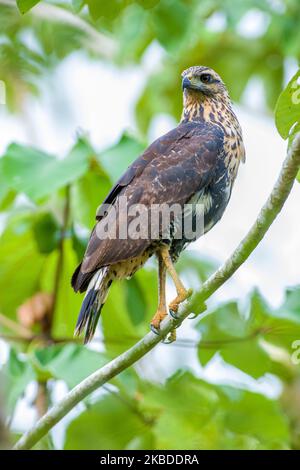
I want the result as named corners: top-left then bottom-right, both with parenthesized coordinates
top-left (0, 313), bottom-right (32, 339)
top-left (13, 134), bottom-right (300, 450)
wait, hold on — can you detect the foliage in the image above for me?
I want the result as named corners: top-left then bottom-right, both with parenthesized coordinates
top-left (65, 371), bottom-right (290, 450)
top-left (197, 289), bottom-right (300, 380)
top-left (0, 0), bottom-right (300, 451)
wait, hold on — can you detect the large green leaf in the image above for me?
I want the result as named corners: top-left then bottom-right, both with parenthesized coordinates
top-left (98, 133), bottom-right (145, 183)
top-left (2, 138), bottom-right (93, 201)
top-left (142, 371), bottom-right (221, 449)
top-left (71, 171), bottom-right (111, 229)
top-left (86, 0), bottom-right (129, 20)
top-left (0, 158), bottom-right (10, 202)
top-left (40, 240), bottom-right (83, 338)
top-left (197, 289), bottom-right (300, 378)
top-left (0, 217), bottom-right (45, 320)
top-left (151, 0), bottom-right (191, 52)
top-left (101, 266), bottom-right (158, 356)
top-left (0, 156), bottom-right (16, 208)
top-left (140, 371), bottom-right (290, 449)
top-left (249, 289), bottom-right (300, 352)
top-left (275, 69), bottom-right (300, 139)
top-left (33, 212), bottom-right (60, 254)
top-left (31, 343), bottom-right (107, 389)
top-left (65, 393), bottom-right (152, 450)
top-left (3, 348), bottom-right (35, 414)
top-left (116, 4), bottom-right (154, 63)
top-left (101, 282), bottom-right (141, 356)
top-left (128, 266), bottom-right (158, 325)
top-left (16, 0), bottom-right (40, 15)
top-left (124, 277), bottom-right (147, 326)
top-left (176, 251), bottom-right (217, 283)
top-left (137, 0), bottom-right (160, 8)
top-left (223, 388), bottom-right (290, 446)
top-left (197, 301), bottom-right (272, 378)
top-left (65, 370), bottom-right (290, 450)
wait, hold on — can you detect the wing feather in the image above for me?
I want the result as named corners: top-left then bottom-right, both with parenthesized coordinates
top-left (72, 121), bottom-right (224, 292)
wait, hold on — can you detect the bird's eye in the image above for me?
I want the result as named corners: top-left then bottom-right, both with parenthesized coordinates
top-left (200, 74), bottom-right (212, 84)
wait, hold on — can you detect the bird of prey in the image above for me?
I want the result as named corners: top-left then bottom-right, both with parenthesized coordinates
top-left (72, 65), bottom-right (245, 343)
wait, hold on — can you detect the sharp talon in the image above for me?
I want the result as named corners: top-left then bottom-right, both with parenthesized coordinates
top-left (150, 324), bottom-right (161, 336)
top-left (169, 309), bottom-right (179, 320)
top-left (163, 329), bottom-right (176, 344)
top-left (162, 337), bottom-right (172, 344)
top-left (188, 312), bottom-right (197, 319)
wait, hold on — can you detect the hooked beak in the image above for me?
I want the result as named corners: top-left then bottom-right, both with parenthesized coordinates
top-left (182, 76), bottom-right (201, 91)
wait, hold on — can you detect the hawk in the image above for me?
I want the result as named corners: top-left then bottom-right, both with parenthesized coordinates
top-left (72, 66), bottom-right (245, 343)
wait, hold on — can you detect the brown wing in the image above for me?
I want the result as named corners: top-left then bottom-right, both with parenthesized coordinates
top-left (72, 121), bottom-right (224, 292)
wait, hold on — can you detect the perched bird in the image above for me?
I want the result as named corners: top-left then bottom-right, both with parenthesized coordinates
top-left (72, 65), bottom-right (245, 343)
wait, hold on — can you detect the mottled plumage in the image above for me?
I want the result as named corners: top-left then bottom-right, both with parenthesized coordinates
top-left (72, 65), bottom-right (245, 343)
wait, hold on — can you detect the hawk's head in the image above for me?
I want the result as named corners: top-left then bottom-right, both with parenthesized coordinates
top-left (181, 66), bottom-right (228, 99)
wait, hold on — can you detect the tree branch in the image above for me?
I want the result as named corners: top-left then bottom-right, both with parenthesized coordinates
top-left (13, 134), bottom-right (300, 450)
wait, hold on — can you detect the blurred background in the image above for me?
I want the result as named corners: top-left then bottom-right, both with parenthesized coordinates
top-left (0, 0), bottom-right (300, 450)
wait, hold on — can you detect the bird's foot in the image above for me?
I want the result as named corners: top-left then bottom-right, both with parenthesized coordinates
top-left (150, 307), bottom-right (168, 335)
top-left (168, 287), bottom-right (193, 319)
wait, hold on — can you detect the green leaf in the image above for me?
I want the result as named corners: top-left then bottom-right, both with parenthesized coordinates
top-left (101, 282), bottom-right (141, 356)
top-left (65, 393), bottom-right (152, 450)
top-left (277, 286), bottom-right (300, 321)
top-left (139, 371), bottom-right (290, 449)
top-left (0, 190), bottom-right (16, 211)
top-left (16, 0), bottom-right (40, 15)
top-left (98, 133), bottom-right (145, 182)
top-left (3, 348), bottom-right (35, 414)
top-left (151, 0), bottom-right (191, 51)
top-left (116, 4), bottom-right (154, 63)
top-left (31, 343), bottom-right (107, 389)
top-left (224, 389), bottom-right (290, 446)
top-left (71, 171), bottom-right (111, 229)
top-left (40, 239), bottom-right (83, 338)
top-left (0, 158), bottom-right (10, 203)
top-left (136, 0), bottom-right (160, 8)
top-left (176, 251), bottom-right (217, 283)
top-left (72, 0), bottom-right (85, 13)
top-left (64, 370), bottom-right (290, 450)
top-left (197, 289), bottom-right (300, 378)
top-left (71, 227), bottom-right (88, 261)
top-left (125, 277), bottom-right (147, 326)
top-left (33, 212), bottom-right (60, 254)
top-left (197, 301), bottom-right (272, 378)
top-left (249, 289), bottom-right (300, 352)
top-left (142, 371), bottom-right (221, 449)
top-left (2, 138), bottom-right (92, 201)
top-left (133, 267), bottom-right (158, 324)
top-left (101, 267), bottom-right (158, 356)
top-left (0, 217), bottom-right (45, 319)
top-left (275, 69), bottom-right (300, 139)
top-left (86, 0), bottom-right (128, 21)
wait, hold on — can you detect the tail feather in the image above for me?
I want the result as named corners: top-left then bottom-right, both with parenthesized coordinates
top-left (75, 267), bottom-right (111, 343)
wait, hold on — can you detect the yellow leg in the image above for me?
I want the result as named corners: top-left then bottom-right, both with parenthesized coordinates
top-left (160, 246), bottom-right (193, 316)
top-left (150, 252), bottom-right (168, 332)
